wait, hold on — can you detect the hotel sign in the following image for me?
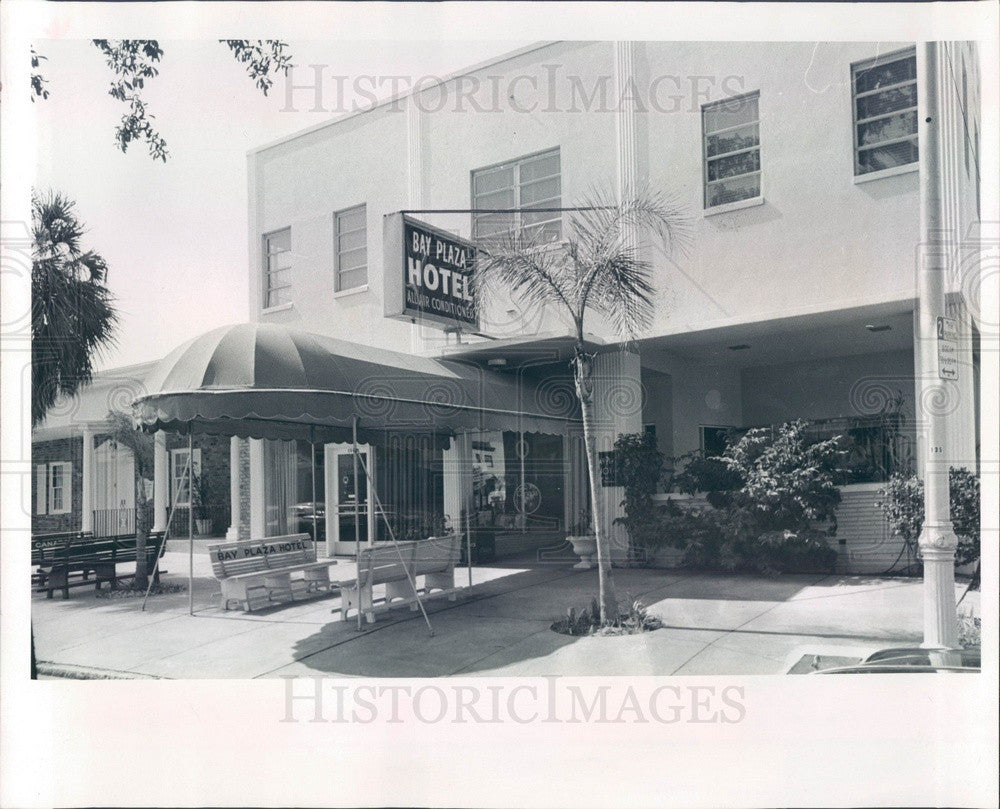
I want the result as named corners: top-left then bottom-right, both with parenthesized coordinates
top-left (384, 213), bottom-right (479, 331)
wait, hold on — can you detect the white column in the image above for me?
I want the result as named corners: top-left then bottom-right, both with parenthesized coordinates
top-left (80, 426), bottom-right (94, 534)
top-left (249, 438), bottom-right (266, 538)
top-left (226, 435), bottom-right (241, 539)
top-left (916, 42), bottom-right (959, 650)
top-left (442, 433), bottom-right (472, 536)
top-left (152, 430), bottom-right (168, 533)
top-left (590, 349), bottom-right (643, 556)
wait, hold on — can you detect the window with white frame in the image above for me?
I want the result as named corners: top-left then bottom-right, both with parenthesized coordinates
top-left (334, 204), bottom-right (368, 292)
top-left (35, 461), bottom-right (72, 515)
top-left (702, 91), bottom-right (761, 209)
top-left (263, 228), bottom-right (292, 308)
top-left (852, 49), bottom-right (918, 176)
top-left (472, 148), bottom-right (561, 245)
top-left (170, 448), bottom-right (202, 508)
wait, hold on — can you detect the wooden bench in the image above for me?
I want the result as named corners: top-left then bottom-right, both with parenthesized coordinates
top-left (208, 534), bottom-right (335, 612)
top-left (32, 532), bottom-right (167, 599)
top-left (337, 534), bottom-right (463, 624)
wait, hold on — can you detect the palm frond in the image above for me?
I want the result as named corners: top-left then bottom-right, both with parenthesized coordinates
top-left (475, 228), bottom-right (579, 324)
top-left (32, 190), bottom-right (118, 426)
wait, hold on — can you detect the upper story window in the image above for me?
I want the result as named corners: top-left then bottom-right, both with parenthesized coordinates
top-left (263, 228), bottom-right (292, 309)
top-left (334, 204), bottom-right (368, 292)
top-left (472, 148), bottom-right (561, 245)
top-left (702, 91), bottom-right (761, 209)
top-left (852, 49), bottom-right (918, 176)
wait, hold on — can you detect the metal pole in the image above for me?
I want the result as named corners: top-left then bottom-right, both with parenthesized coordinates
top-left (310, 427), bottom-right (318, 550)
top-left (466, 433), bottom-right (473, 588)
top-left (141, 450), bottom-right (188, 611)
top-left (916, 41), bottom-right (959, 650)
top-left (188, 433), bottom-right (194, 617)
top-left (519, 429), bottom-right (527, 534)
top-left (355, 447), bottom-right (435, 636)
top-left (353, 417), bottom-right (362, 631)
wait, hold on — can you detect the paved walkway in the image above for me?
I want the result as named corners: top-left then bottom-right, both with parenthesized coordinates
top-left (31, 549), bottom-right (978, 678)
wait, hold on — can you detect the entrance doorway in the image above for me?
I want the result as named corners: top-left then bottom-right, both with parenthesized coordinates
top-left (324, 443), bottom-right (376, 556)
top-left (94, 439), bottom-right (135, 536)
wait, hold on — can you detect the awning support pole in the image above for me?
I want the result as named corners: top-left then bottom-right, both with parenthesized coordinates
top-left (519, 428), bottom-right (526, 534)
top-left (353, 418), bottom-right (362, 631)
top-left (466, 433), bottom-right (473, 588)
top-left (141, 453), bottom-right (190, 611)
top-left (352, 418), bottom-right (435, 636)
top-left (188, 433), bottom-right (194, 617)
top-left (310, 427), bottom-right (318, 549)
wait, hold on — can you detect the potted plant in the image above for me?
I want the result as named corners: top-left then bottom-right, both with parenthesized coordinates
top-left (566, 510), bottom-right (597, 570)
top-left (192, 471), bottom-right (214, 536)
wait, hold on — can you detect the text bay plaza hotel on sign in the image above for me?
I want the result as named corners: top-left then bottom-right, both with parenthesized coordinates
top-left (32, 41), bottom-right (982, 573)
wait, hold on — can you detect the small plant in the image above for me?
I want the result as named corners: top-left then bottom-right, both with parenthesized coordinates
top-left (192, 471), bottom-right (213, 522)
top-left (567, 509), bottom-right (594, 536)
top-left (958, 608), bottom-right (981, 649)
top-left (550, 596), bottom-right (663, 636)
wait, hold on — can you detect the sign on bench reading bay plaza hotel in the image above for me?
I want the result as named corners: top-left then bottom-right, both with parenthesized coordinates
top-left (384, 213), bottom-right (479, 331)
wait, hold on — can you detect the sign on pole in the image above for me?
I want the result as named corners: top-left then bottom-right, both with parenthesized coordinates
top-left (936, 315), bottom-right (958, 381)
top-left (384, 213), bottom-right (479, 331)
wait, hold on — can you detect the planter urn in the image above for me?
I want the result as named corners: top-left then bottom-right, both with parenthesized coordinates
top-left (567, 534), bottom-right (597, 569)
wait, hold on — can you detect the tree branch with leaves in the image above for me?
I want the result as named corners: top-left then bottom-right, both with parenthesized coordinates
top-left (31, 39), bottom-right (294, 161)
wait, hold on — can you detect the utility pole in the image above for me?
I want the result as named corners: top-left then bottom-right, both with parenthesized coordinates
top-left (916, 40), bottom-right (959, 650)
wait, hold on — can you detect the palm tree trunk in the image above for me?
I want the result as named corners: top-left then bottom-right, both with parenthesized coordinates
top-left (573, 352), bottom-right (618, 624)
top-left (134, 490), bottom-right (149, 590)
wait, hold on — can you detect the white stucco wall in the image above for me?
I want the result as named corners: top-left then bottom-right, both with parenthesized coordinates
top-left (248, 40), bottom-right (984, 351)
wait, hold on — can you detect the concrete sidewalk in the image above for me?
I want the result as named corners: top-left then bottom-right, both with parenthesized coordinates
top-left (31, 552), bottom-right (978, 678)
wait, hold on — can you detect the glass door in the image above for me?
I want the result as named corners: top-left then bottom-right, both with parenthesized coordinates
top-left (324, 443), bottom-right (375, 556)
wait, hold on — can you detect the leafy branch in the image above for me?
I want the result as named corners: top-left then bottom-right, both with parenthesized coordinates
top-left (92, 39), bottom-right (169, 161)
top-left (32, 40), bottom-right (295, 161)
top-left (31, 48), bottom-right (50, 101)
top-left (221, 40), bottom-right (293, 96)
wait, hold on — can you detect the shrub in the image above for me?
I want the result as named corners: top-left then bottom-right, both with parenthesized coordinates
top-left (670, 450), bottom-right (742, 508)
top-left (876, 467), bottom-right (981, 566)
top-left (725, 420), bottom-right (845, 533)
top-left (680, 421), bottom-right (843, 575)
top-left (612, 431), bottom-right (668, 556)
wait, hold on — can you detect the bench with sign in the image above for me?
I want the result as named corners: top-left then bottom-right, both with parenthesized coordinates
top-left (208, 534), bottom-right (335, 612)
top-left (336, 534), bottom-right (463, 624)
top-left (32, 532), bottom-right (167, 598)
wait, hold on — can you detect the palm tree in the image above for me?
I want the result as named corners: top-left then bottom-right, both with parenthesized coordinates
top-left (475, 186), bottom-right (690, 624)
top-left (105, 410), bottom-right (154, 589)
top-left (32, 191), bottom-right (118, 426)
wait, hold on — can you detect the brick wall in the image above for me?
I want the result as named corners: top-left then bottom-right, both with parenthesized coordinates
top-left (166, 433), bottom-right (232, 536)
top-left (31, 437), bottom-right (83, 534)
top-left (238, 438), bottom-right (251, 540)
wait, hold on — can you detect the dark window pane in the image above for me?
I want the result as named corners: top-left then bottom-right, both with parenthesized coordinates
top-left (855, 55), bottom-right (916, 95)
top-left (707, 150), bottom-right (760, 181)
top-left (707, 174), bottom-right (760, 207)
top-left (857, 140), bottom-right (919, 174)
top-left (855, 84), bottom-right (917, 120)
top-left (707, 123), bottom-right (759, 157)
top-left (857, 110), bottom-right (917, 146)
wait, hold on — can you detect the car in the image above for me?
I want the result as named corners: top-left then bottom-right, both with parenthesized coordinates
top-left (291, 502), bottom-right (325, 539)
top-left (812, 646), bottom-right (981, 674)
